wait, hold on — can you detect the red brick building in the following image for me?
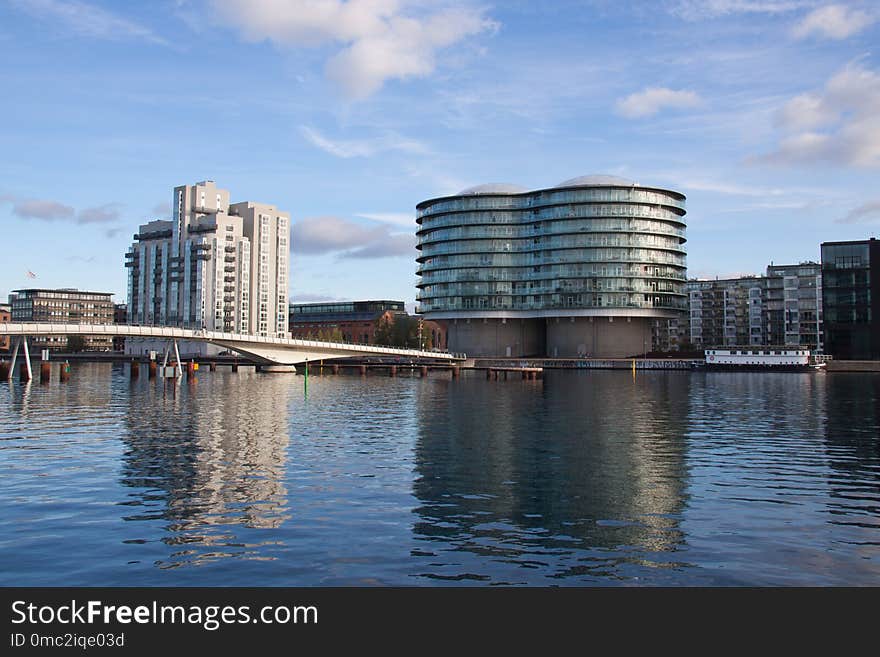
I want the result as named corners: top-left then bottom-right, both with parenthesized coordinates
top-left (289, 300), bottom-right (446, 349)
top-left (0, 303), bottom-right (10, 352)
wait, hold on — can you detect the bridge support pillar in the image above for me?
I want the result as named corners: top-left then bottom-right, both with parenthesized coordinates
top-left (15, 337), bottom-right (32, 382)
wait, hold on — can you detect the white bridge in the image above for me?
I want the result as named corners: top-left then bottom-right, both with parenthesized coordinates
top-left (0, 323), bottom-right (460, 374)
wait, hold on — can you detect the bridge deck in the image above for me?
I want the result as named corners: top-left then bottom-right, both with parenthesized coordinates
top-left (0, 323), bottom-right (460, 362)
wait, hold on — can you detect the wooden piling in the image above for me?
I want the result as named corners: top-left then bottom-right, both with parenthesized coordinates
top-left (486, 368), bottom-right (492, 380)
top-left (359, 365), bottom-right (366, 376)
top-left (40, 361), bottom-right (51, 384)
top-left (452, 366), bottom-right (460, 379)
top-left (389, 365), bottom-right (397, 377)
top-left (20, 362), bottom-right (31, 382)
top-left (420, 366), bottom-right (428, 377)
top-left (232, 361), bottom-right (239, 372)
top-left (59, 361), bottom-right (70, 382)
top-left (209, 362), bottom-right (216, 372)
top-left (149, 361), bottom-right (157, 379)
top-left (0, 361), bottom-right (10, 380)
top-left (332, 364), bottom-right (340, 375)
top-left (130, 360), bottom-right (139, 379)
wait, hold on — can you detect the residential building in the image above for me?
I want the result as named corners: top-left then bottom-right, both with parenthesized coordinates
top-left (416, 175), bottom-right (688, 358)
top-left (821, 239), bottom-right (880, 360)
top-left (683, 276), bottom-right (766, 349)
top-left (0, 303), bottom-right (10, 352)
top-left (125, 181), bottom-right (290, 356)
top-left (765, 262), bottom-right (823, 351)
top-left (7, 288), bottom-right (114, 351)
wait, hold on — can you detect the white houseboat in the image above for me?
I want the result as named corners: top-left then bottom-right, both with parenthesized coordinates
top-left (704, 347), bottom-right (824, 371)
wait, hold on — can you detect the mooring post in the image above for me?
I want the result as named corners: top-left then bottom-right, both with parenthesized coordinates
top-left (390, 365), bottom-right (397, 377)
top-left (359, 365), bottom-right (366, 376)
top-left (40, 361), bottom-right (50, 384)
top-left (59, 361), bottom-right (70, 383)
top-left (421, 366), bottom-right (428, 377)
top-left (452, 366), bottom-right (460, 379)
top-left (0, 361), bottom-right (9, 380)
top-left (149, 361), bottom-right (157, 379)
top-left (130, 359), bottom-right (139, 379)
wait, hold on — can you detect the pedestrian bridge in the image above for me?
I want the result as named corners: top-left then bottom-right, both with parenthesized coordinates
top-left (0, 323), bottom-right (461, 366)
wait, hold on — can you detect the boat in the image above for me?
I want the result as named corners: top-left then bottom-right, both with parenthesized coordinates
top-left (704, 347), bottom-right (826, 372)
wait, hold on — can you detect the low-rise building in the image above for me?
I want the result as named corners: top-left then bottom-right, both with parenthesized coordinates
top-left (289, 300), bottom-right (447, 349)
top-left (8, 288), bottom-right (115, 351)
top-left (113, 303), bottom-right (127, 351)
top-left (290, 300), bottom-right (406, 344)
top-left (0, 303), bottom-right (10, 352)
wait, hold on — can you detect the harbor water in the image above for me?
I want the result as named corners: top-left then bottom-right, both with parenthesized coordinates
top-left (1, 363), bottom-right (878, 586)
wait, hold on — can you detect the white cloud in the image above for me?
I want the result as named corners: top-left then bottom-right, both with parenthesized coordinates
top-left (355, 212), bottom-right (415, 227)
top-left (670, 0), bottom-right (808, 20)
top-left (792, 4), bottom-right (874, 40)
top-left (616, 87), bottom-right (703, 118)
top-left (78, 203), bottom-right (122, 224)
top-left (292, 215), bottom-right (415, 258)
top-left (760, 61), bottom-right (880, 167)
top-left (9, 0), bottom-right (168, 45)
top-left (209, 0), bottom-right (497, 99)
top-left (837, 200), bottom-right (880, 223)
top-left (300, 125), bottom-right (427, 158)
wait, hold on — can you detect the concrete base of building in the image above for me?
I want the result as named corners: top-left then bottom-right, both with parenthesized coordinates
top-left (444, 318), bottom-right (545, 358)
top-left (443, 315), bottom-right (656, 358)
top-left (546, 316), bottom-right (653, 359)
top-left (261, 364), bottom-right (298, 373)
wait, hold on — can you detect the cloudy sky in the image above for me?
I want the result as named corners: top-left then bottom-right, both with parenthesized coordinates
top-left (1, 0), bottom-right (879, 306)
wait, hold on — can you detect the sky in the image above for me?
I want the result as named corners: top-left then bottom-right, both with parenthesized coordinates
top-left (1, 0), bottom-right (879, 308)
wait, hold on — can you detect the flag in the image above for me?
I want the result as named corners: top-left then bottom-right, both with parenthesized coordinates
top-left (26, 270), bottom-right (36, 279)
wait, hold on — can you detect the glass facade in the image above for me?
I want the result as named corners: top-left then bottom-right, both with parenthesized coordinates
top-left (821, 240), bottom-right (879, 360)
top-left (416, 181), bottom-right (687, 316)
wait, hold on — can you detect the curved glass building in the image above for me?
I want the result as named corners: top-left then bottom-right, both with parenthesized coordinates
top-left (416, 175), bottom-right (687, 358)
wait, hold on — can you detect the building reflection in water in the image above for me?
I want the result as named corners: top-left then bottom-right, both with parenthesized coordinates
top-left (822, 374), bottom-right (880, 533)
top-left (412, 371), bottom-right (691, 582)
top-left (118, 370), bottom-right (291, 568)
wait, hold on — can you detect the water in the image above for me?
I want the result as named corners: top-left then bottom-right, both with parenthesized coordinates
top-left (1, 363), bottom-right (878, 586)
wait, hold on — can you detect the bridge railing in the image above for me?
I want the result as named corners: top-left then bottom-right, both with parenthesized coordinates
top-left (0, 322), bottom-right (463, 360)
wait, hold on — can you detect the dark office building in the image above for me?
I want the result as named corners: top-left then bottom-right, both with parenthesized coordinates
top-left (821, 239), bottom-right (880, 360)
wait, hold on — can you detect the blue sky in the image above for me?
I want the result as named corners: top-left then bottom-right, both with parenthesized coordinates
top-left (1, 0), bottom-right (879, 308)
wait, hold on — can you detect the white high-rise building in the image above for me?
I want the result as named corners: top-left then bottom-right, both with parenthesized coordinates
top-left (125, 181), bottom-right (290, 349)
